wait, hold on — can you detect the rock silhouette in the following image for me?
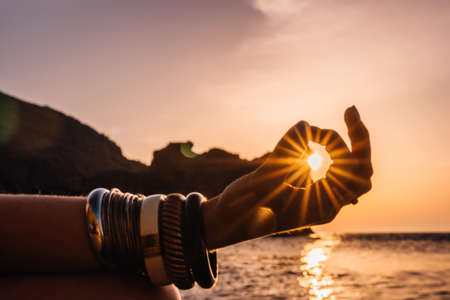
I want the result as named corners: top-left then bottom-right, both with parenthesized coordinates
top-left (0, 91), bottom-right (264, 197)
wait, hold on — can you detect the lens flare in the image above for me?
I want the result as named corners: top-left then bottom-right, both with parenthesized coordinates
top-left (308, 152), bottom-right (323, 170)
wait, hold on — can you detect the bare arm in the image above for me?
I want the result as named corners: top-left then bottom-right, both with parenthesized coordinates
top-left (0, 273), bottom-right (180, 300)
top-left (0, 107), bottom-right (372, 270)
top-left (0, 106), bottom-right (371, 300)
top-left (0, 194), bottom-right (99, 272)
top-left (0, 195), bottom-right (181, 299)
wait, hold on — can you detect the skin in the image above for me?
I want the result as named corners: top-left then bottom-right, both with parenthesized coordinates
top-left (0, 106), bottom-right (372, 299)
top-left (0, 273), bottom-right (181, 300)
top-left (202, 106), bottom-right (372, 249)
top-left (0, 194), bottom-right (181, 299)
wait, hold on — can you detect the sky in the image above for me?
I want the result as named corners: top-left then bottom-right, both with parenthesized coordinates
top-left (1, 0), bottom-right (449, 232)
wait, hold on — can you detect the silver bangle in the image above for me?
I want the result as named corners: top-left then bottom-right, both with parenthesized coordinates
top-left (86, 188), bottom-right (112, 268)
top-left (86, 188), bottom-right (172, 285)
top-left (86, 188), bottom-right (146, 273)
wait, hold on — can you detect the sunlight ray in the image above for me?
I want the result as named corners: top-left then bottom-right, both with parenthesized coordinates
top-left (254, 164), bottom-right (300, 183)
top-left (284, 134), bottom-right (306, 154)
top-left (313, 127), bottom-right (322, 143)
top-left (322, 180), bottom-right (340, 211)
top-left (325, 137), bottom-right (345, 153)
top-left (320, 130), bottom-right (334, 146)
top-left (331, 184), bottom-right (345, 205)
top-left (300, 186), bottom-right (312, 224)
top-left (294, 126), bottom-right (308, 150)
top-left (329, 146), bottom-right (350, 158)
top-left (279, 187), bottom-right (299, 217)
top-left (285, 163), bottom-right (309, 183)
top-left (314, 181), bottom-right (324, 219)
top-left (305, 123), bottom-right (313, 142)
top-left (295, 171), bottom-right (309, 188)
top-left (328, 166), bottom-right (368, 184)
top-left (264, 157), bottom-right (297, 168)
top-left (326, 172), bottom-right (352, 195)
top-left (276, 145), bottom-right (306, 159)
top-left (284, 168), bottom-right (305, 186)
top-left (331, 158), bottom-right (360, 165)
top-left (349, 138), bottom-right (371, 152)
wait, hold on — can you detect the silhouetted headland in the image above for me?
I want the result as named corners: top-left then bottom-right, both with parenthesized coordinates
top-left (0, 91), bottom-right (265, 197)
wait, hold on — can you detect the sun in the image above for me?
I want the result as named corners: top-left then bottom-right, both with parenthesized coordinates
top-left (307, 141), bottom-right (333, 182)
top-left (307, 152), bottom-right (323, 170)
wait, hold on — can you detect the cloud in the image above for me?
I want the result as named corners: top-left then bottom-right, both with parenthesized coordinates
top-left (249, 0), bottom-right (309, 20)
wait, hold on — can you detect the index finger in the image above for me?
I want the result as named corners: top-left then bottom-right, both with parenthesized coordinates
top-left (344, 106), bottom-right (373, 178)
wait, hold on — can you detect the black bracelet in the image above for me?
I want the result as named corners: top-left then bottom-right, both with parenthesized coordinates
top-left (159, 193), bottom-right (195, 289)
top-left (183, 192), bottom-right (218, 288)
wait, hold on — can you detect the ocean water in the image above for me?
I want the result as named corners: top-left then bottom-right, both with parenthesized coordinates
top-left (181, 233), bottom-right (450, 300)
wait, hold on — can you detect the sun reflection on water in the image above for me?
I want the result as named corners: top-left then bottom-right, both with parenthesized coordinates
top-left (298, 232), bottom-right (340, 300)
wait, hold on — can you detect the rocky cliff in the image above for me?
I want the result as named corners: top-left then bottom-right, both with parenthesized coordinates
top-left (0, 91), bottom-right (146, 194)
top-left (0, 91), bottom-right (264, 196)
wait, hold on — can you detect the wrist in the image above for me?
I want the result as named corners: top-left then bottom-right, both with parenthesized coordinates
top-left (202, 172), bottom-right (274, 249)
top-left (85, 188), bottom-right (217, 290)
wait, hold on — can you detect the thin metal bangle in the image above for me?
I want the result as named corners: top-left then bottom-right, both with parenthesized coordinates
top-left (86, 188), bottom-right (146, 272)
top-left (86, 188), bottom-right (114, 269)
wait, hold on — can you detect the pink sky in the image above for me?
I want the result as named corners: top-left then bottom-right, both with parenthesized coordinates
top-left (1, 0), bottom-right (449, 232)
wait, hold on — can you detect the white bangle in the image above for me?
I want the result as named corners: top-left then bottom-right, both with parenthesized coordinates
top-left (140, 194), bottom-right (171, 286)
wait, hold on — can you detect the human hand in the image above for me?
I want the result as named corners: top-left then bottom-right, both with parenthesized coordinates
top-left (253, 105), bottom-right (372, 226)
top-left (203, 106), bottom-right (372, 249)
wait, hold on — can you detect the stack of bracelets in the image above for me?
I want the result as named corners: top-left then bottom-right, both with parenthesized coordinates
top-left (85, 188), bottom-right (218, 289)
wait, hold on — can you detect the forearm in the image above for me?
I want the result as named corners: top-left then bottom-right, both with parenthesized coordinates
top-left (0, 189), bottom-right (259, 273)
top-left (0, 194), bottom-right (100, 272)
top-left (0, 191), bottom-right (238, 273)
top-left (202, 173), bottom-right (279, 250)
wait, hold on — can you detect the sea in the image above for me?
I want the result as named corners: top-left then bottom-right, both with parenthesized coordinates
top-left (181, 232), bottom-right (450, 300)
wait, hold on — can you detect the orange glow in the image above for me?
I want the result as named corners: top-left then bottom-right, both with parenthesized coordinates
top-left (2, 0), bottom-right (449, 232)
